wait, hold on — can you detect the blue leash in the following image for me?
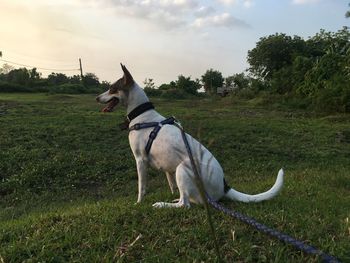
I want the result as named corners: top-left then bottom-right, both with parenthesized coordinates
top-left (207, 197), bottom-right (340, 263)
top-left (129, 116), bottom-right (341, 262)
top-left (175, 122), bottom-right (341, 263)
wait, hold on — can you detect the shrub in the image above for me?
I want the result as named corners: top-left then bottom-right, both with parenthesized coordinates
top-left (47, 84), bottom-right (105, 94)
top-left (313, 77), bottom-right (350, 113)
top-left (161, 89), bottom-right (188, 99)
top-left (0, 81), bottom-right (32, 92)
top-left (235, 88), bottom-right (257, 99)
top-left (144, 87), bottom-right (162, 97)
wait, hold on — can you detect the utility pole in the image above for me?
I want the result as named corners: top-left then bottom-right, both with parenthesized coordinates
top-left (79, 58), bottom-right (83, 79)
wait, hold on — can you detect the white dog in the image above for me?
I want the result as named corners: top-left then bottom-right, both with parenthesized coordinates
top-left (96, 64), bottom-right (284, 208)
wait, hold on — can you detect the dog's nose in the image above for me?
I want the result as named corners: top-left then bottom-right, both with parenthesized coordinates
top-left (96, 96), bottom-right (100, 102)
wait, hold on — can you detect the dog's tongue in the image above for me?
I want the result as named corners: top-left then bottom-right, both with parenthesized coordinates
top-left (102, 98), bottom-right (119, 112)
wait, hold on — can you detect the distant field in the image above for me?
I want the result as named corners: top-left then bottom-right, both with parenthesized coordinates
top-left (0, 93), bottom-right (349, 262)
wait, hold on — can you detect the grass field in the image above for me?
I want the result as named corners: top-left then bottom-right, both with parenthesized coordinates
top-left (0, 93), bottom-right (349, 262)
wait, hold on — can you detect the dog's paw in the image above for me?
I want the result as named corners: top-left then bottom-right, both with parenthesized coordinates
top-left (152, 202), bottom-right (166, 208)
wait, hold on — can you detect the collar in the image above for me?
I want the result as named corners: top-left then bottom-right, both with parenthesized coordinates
top-left (119, 102), bottom-right (154, 130)
top-left (127, 102), bottom-right (155, 122)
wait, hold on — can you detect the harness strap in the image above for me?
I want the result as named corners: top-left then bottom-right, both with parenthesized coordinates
top-left (129, 117), bottom-right (176, 154)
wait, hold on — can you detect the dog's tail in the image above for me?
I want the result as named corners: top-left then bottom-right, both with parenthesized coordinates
top-left (225, 169), bottom-right (284, 203)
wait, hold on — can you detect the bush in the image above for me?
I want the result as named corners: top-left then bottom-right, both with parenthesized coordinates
top-left (144, 87), bottom-right (162, 97)
top-left (0, 81), bottom-right (32, 92)
top-left (49, 84), bottom-right (106, 94)
top-left (0, 81), bottom-right (105, 94)
top-left (48, 84), bottom-right (85, 94)
top-left (235, 88), bottom-right (257, 99)
top-left (313, 78), bottom-right (350, 113)
top-left (161, 89), bottom-right (188, 99)
top-left (282, 95), bottom-right (311, 110)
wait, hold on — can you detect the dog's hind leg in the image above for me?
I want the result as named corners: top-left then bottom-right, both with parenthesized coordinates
top-left (153, 161), bottom-right (194, 208)
top-left (166, 172), bottom-right (177, 194)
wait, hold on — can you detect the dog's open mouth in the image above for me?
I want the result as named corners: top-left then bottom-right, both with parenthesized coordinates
top-left (102, 97), bottom-right (119, 112)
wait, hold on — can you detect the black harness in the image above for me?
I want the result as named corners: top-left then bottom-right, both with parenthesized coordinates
top-left (129, 116), bottom-right (176, 154)
top-left (120, 102), bottom-right (176, 154)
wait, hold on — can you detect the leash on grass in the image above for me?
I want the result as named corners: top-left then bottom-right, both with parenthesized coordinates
top-left (175, 122), bottom-right (341, 263)
top-left (206, 198), bottom-right (341, 263)
top-left (127, 114), bottom-right (340, 262)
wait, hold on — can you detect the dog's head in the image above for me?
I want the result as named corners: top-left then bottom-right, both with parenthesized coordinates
top-left (96, 63), bottom-right (134, 112)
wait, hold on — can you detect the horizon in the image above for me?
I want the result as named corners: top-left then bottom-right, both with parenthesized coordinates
top-left (0, 0), bottom-right (349, 85)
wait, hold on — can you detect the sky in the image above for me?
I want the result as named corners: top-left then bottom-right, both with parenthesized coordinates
top-left (0, 0), bottom-right (349, 85)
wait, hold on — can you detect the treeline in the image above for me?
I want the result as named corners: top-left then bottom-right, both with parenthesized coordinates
top-left (1, 27), bottom-right (349, 113)
top-left (242, 27), bottom-right (350, 113)
top-left (143, 69), bottom-right (224, 99)
top-left (146, 27), bottom-right (350, 113)
top-left (0, 66), bottom-right (108, 94)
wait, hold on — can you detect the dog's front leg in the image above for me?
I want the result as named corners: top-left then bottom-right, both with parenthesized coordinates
top-left (136, 159), bottom-right (148, 203)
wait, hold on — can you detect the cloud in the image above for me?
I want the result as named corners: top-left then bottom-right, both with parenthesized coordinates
top-left (94, 0), bottom-right (250, 30)
top-left (194, 5), bottom-right (216, 17)
top-left (292, 0), bottom-right (320, 4)
top-left (192, 12), bottom-right (250, 29)
top-left (217, 0), bottom-right (237, 5)
top-left (243, 0), bottom-right (253, 8)
top-left (94, 0), bottom-right (200, 29)
top-left (216, 0), bottom-right (253, 8)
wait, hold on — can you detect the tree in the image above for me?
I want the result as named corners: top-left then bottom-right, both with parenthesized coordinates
top-left (48, 73), bottom-right (69, 85)
top-left (0, 63), bottom-right (15, 75)
top-left (226, 73), bottom-right (250, 90)
top-left (298, 53), bottom-right (345, 96)
top-left (307, 28), bottom-right (350, 57)
top-left (346, 3), bottom-right (350, 18)
top-left (175, 75), bottom-right (200, 95)
top-left (6, 68), bottom-right (30, 85)
top-left (143, 78), bottom-right (156, 89)
top-left (69, 75), bottom-right (81, 84)
top-left (29, 68), bottom-right (41, 81)
top-left (158, 81), bottom-right (175, 90)
top-left (83, 73), bottom-right (99, 87)
top-left (247, 33), bottom-right (306, 80)
top-left (201, 69), bottom-right (224, 94)
top-left (100, 80), bottom-right (111, 90)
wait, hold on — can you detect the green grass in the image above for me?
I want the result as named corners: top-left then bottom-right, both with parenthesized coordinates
top-left (0, 93), bottom-right (349, 262)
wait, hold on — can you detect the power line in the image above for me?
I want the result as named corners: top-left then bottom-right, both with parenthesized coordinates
top-left (0, 58), bottom-right (79, 72)
top-left (1, 49), bottom-right (77, 65)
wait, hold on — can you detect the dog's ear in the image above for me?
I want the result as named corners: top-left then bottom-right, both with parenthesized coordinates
top-left (120, 63), bottom-right (134, 88)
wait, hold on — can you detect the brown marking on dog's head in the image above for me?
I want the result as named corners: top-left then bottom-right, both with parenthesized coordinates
top-left (108, 64), bottom-right (134, 95)
top-left (96, 63), bottom-right (134, 112)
